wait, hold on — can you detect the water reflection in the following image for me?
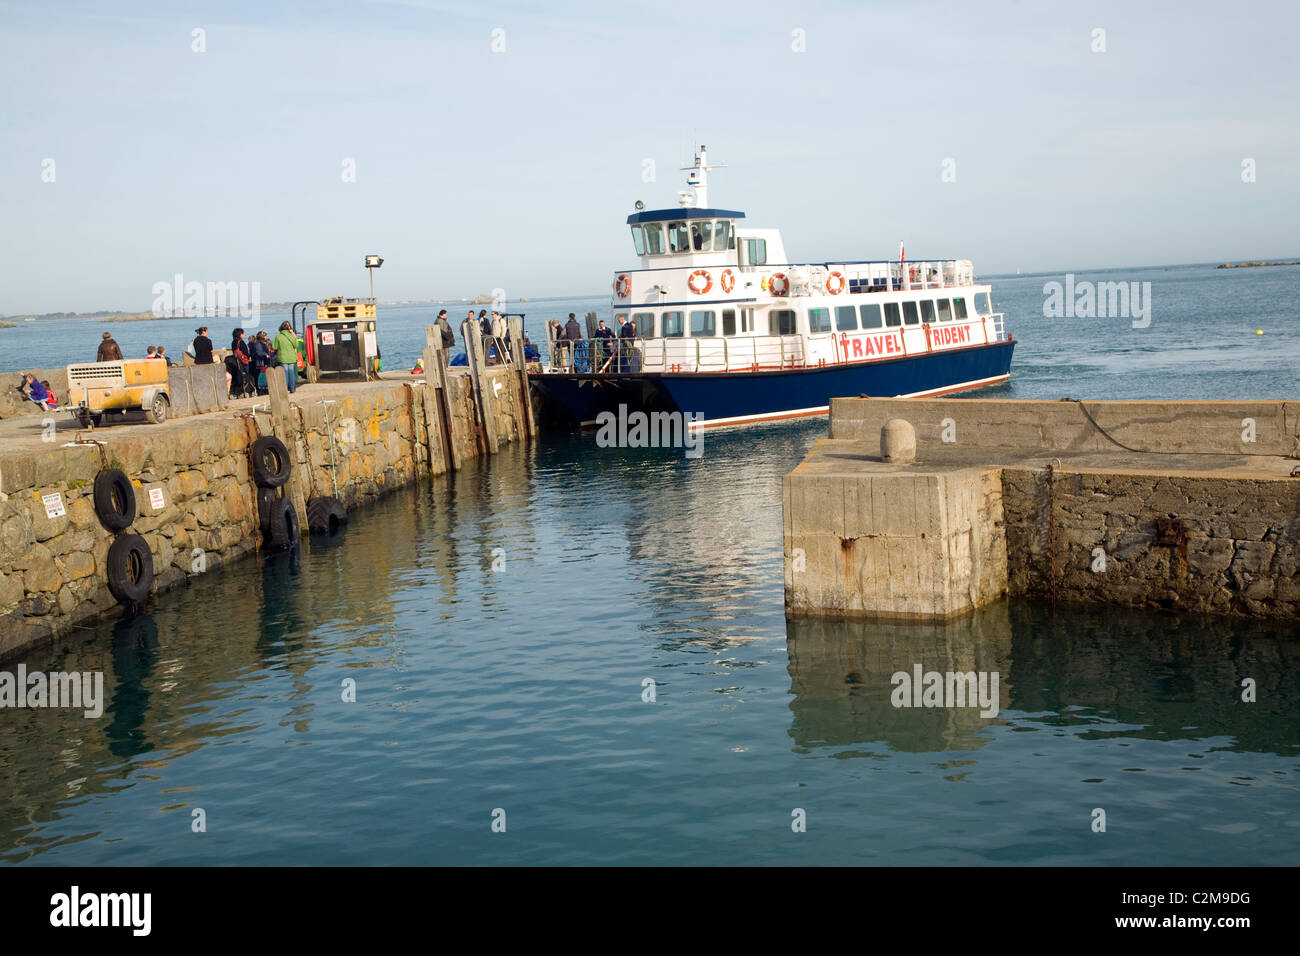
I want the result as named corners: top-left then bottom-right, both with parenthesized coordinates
top-left (786, 604), bottom-right (1013, 754)
top-left (786, 602), bottom-right (1300, 757)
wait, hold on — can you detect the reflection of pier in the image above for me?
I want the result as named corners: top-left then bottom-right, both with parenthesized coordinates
top-left (786, 604), bottom-right (1012, 754)
top-left (0, 448), bottom-right (543, 860)
top-left (784, 600), bottom-right (1300, 758)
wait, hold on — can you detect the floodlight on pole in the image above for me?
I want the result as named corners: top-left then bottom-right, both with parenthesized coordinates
top-left (365, 255), bottom-right (383, 299)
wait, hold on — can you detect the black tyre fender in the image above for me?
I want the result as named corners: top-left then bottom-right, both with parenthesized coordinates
top-left (306, 496), bottom-right (347, 536)
top-left (106, 534), bottom-right (154, 604)
top-left (251, 435), bottom-right (291, 488)
top-left (93, 468), bottom-right (137, 531)
top-left (267, 498), bottom-right (300, 551)
top-left (257, 486), bottom-right (278, 532)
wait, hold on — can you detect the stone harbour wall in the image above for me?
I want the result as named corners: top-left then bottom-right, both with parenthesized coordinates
top-left (0, 367), bottom-right (528, 660)
top-left (1002, 468), bottom-right (1300, 618)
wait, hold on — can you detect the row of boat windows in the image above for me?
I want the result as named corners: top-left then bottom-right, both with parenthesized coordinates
top-left (618, 294), bottom-right (989, 338)
top-left (631, 219), bottom-right (736, 255)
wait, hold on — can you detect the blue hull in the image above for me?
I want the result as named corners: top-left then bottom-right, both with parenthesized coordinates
top-left (531, 340), bottom-right (1015, 426)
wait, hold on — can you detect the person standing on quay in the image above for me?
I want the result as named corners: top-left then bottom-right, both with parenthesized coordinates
top-left (436, 309), bottom-right (455, 349)
top-left (192, 327), bottom-right (214, 364)
top-left (272, 321), bottom-right (300, 393)
top-left (97, 331), bottom-right (122, 361)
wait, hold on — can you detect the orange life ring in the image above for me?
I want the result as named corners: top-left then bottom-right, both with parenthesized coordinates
top-left (614, 274), bottom-right (630, 298)
top-left (688, 269), bottom-right (712, 295)
top-left (720, 268), bottom-right (736, 294)
top-left (826, 271), bottom-right (845, 295)
top-left (769, 272), bottom-right (788, 296)
top-left (908, 266), bottom-right (915, 282)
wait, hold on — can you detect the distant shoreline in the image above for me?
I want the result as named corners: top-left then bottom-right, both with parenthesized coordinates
top-left (1216, 260), bottom-right (1300, 269)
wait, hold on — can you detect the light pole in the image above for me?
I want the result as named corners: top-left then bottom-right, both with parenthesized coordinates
top-left (364, 254), bottom-right (383, 300)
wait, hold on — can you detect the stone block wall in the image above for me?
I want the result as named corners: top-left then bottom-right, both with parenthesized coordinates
top-left (1002, 468), bottom-right (1300, 619)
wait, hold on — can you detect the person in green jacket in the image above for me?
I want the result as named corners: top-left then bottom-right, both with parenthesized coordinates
top-left (272, 321), bottom-right (301, 393)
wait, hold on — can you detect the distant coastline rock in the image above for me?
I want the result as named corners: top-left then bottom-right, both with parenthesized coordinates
top-left (0, 320), bottom-right (16, 328)
top-left (472, 293), bottom-right (494, 304)
top-left (1217, 260), bottom-right (1300, 269)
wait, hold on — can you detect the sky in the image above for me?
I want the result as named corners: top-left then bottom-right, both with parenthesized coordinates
top-left (1, 0), bottom-right (1298, 314)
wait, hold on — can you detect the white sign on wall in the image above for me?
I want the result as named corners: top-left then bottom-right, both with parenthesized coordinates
top-left (149, 487), bottom-right (166, 510)
top-left (42, 492), bottom-right (65, 518)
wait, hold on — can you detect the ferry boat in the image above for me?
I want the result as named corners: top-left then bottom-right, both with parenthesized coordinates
top-left (531, 146), bottom-right (1014, 428)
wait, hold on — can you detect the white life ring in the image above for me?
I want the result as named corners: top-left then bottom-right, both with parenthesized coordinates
top-left (688, 269), bottom-right (712, 295)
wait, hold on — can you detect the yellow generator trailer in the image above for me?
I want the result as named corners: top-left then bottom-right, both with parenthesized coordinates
top-left (66, 359), bottom-right (171, 427)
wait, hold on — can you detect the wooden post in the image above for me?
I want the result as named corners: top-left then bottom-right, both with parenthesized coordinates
top-left (507, 317), bottom-right (535, 440)
top-left (418, 327), bottom-right (451, 477)
top-left (266, 367), bottom-right (309, 538)
top-left (427, 328), bottom-right (463, 472)
top-left (463, 320), bottom-right (498, 455)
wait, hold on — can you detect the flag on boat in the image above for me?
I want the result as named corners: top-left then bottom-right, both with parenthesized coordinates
top-left (899, 240), bottom-right (905, 264)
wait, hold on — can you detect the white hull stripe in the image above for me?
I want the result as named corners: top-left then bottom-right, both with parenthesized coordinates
top-left (576, 373), bottom-right (1010, 430)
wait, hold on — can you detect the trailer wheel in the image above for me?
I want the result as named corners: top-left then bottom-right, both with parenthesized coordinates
top-left (145, 393), bottom-right (169, 424)
top-left (107, 534), bottom-right (154, 604)
top-left (251, 435), bottom-right (292, 488)
top-left (267, 498), bottom-right (300, 551)
top-left (93, 468), bottom-right (137, 531)
top-left (306, 496), bottom-right (347, 536)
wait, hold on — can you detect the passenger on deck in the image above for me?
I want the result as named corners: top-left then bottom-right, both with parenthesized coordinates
top-left (564, 314), bottom-right (583, 342)
top-left (594, 320), bottom-right (614, 367)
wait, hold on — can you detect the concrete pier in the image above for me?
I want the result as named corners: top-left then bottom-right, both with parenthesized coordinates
top-left (784, 398), bottom-right (1300, 621)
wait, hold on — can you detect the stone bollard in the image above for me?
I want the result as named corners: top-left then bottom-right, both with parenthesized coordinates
top-left (881, 418), bottom-right (916, 463)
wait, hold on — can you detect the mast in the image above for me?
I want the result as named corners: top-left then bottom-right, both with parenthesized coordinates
top-left (678, 144), bottom-right (723, 208)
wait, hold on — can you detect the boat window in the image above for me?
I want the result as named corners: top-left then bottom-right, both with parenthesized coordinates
top-left (953, 297), bottom-right (968, 319)
top-left (713, 220), bottom-right (732, 252)
top-left (902, 302), bottom-right (920, 325)
top-left (835, 305), bottom-right (858, 331)
top-left (974, 292), bottom-right (991, 314)
top-left (807, 307), bottom-right (832, 334)
top-left (883, 303), bottom-right (902, 327)
top-left (920, 300), bottom-right (936, 324)
top-left (643, 224), bottom-right (666, 255)
top-left (690, 221), bottom-right (713, 252)
top-left (860, 304), bottom-right (883, 329)
top-left (662, 311), bottom-right (685, 337)
top-left (722, 309), bottom-right (736, 336)
top-left (668, 222), bottom-right (690, 253)
top-left (631, 227), bottom-right (646, 256)
top-left (690, 310), bottom-right (716, 336)
top-left (633, 311), bottom-right (655, 338)
top-left (936, 299), bottom-right (952, 322)
top-left (741, 238), bottom-right (767, 267)
top-left (741, 308), bottom-right (754, 333)
top-left (769, 309), bottom-right (797, 335)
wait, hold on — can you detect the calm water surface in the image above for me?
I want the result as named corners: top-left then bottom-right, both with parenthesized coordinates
top-left (1, 262), bottom-right (1298, 864)
top-left (1, 421), bottom-right (1297, 866)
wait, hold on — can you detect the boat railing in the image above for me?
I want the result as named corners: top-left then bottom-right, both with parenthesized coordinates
top-left (745, 258), bottom-right (976, 294)
top-left (546, 335), bottom-right (806, 374)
